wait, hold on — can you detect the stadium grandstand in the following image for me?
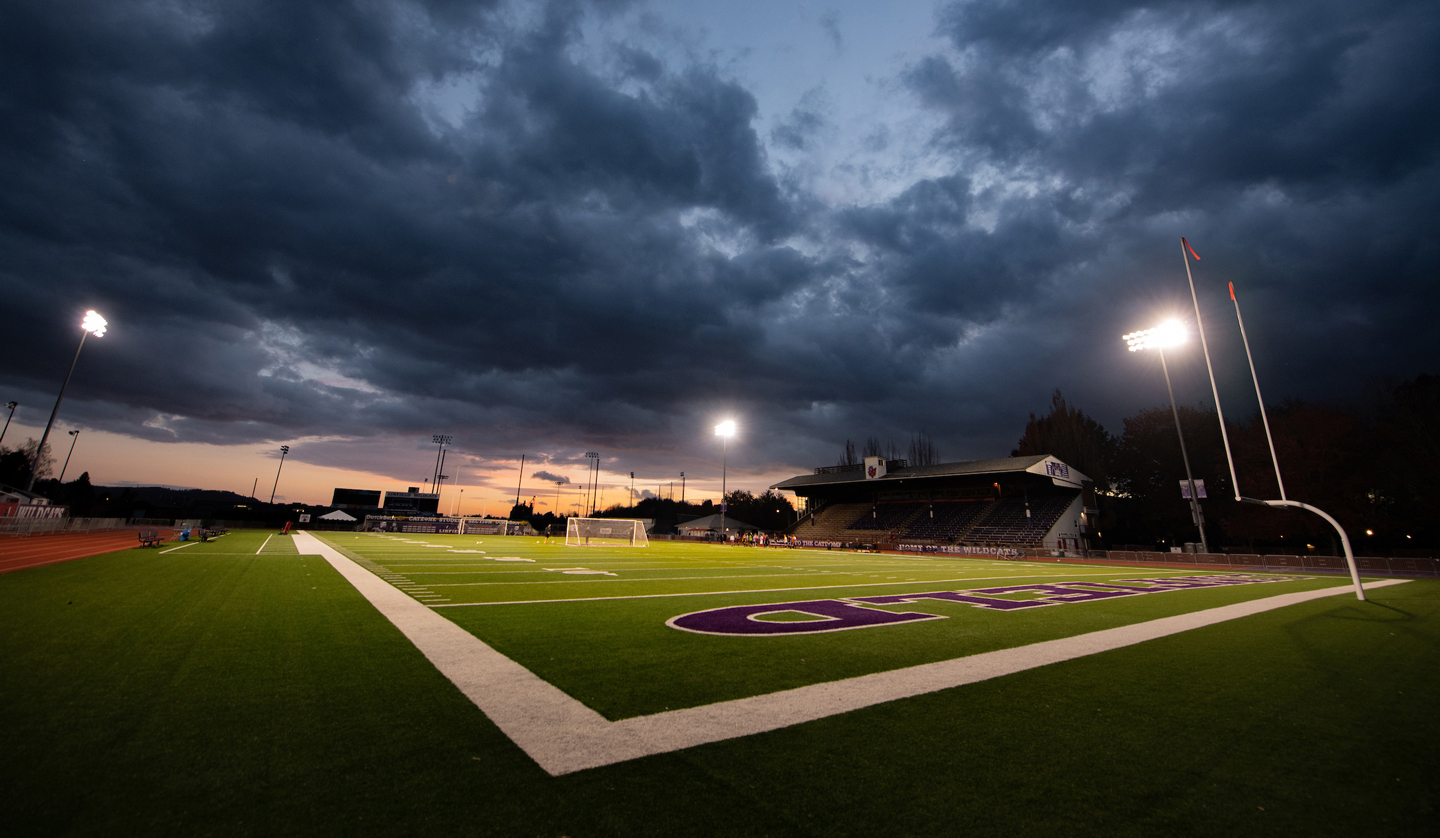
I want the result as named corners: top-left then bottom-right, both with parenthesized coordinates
top-left (772, 454), bottom-right (1096, 553)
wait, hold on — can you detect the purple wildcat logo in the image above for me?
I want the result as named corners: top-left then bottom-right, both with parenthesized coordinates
top-left (666, 575), bottom-right (1307, 636)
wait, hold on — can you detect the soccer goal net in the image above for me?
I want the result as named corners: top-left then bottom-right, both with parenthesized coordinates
top-left (566, 518), bottom-right (649, 547)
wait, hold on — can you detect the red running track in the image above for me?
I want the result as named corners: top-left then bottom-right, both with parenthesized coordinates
top-left (0, 529), bottom-right (180, 574)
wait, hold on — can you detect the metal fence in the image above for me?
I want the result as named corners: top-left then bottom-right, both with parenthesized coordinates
top-left (1013, 548), bottom-right (1439, 578)
top-left (0, 517), bottom-right (129, 536)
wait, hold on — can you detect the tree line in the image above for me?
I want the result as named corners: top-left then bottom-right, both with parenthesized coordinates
top-left (518, 489), bottom-right (798, 535)
top-left (1012, 377), bottom-right (1438, 555)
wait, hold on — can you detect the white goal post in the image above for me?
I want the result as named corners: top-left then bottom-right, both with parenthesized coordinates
top-left (566, 518), bottom-right (649, 547)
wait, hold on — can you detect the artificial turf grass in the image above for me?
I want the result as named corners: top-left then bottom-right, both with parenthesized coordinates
top-left (678, 577), bottom-right (1440, 838)
top-left (4, 531), bottom-right (1433, 837)
top-left (0, 531), bottom-right (811, 837)
top-left (333, 531), bottom-right (1365, 719)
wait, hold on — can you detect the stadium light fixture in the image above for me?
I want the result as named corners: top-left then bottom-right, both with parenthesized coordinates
top-left (26, 310), bottom-right (107, 492)
top-left (715, 421), bottom-right (735, 539)
top-left (58, 429), bottom-right (80, 483)
top-left (269, 445), bottom-right (290, 504)
top-left (1122, 319), bottom-right (1186, 352)
top-left (1123, 319), bottom-right (1209, 553)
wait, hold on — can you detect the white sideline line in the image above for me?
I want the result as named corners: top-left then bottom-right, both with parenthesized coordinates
top-left (292, 532), bottom-right (1406, 777)
top-left (256, 534), bottom-right (273, 555)
top-left (159, 541), bottom-right (200, 554)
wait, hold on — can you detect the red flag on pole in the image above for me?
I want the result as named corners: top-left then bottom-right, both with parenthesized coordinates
top-left (1182, 237), bottom-right (1201, 261)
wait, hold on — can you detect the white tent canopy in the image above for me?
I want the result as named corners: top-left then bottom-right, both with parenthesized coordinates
top-left (318, 509), bottom-right (357, 521)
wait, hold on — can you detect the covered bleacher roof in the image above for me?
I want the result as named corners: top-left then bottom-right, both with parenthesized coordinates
top-left (771, 454), bottom-right (1089, 493)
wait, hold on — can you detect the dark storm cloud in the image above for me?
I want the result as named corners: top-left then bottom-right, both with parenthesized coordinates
top-left (1, 0), bottom-right (1436, 481)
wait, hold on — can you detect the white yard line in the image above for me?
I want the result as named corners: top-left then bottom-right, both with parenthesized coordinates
top-left (256, 534), bottom-right (273, 555)
top-left (159, 541), bottom-right (201, 554)
top-left (294, 531), bottom-right (1405, 776)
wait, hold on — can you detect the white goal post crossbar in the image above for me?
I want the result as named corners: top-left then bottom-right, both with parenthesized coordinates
top-left (566, 518), bottom-right (648, 547)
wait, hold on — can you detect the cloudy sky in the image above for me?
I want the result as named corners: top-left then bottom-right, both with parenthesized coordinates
top-left (2, 0), bottom-right (1436, 510)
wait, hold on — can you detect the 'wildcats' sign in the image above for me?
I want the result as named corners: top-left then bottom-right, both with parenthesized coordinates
top-left (667, 574), bottom-right (1307, 636)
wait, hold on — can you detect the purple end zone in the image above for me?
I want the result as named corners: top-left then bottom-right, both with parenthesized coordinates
top-left (667, 599), bottom-right (940, 636)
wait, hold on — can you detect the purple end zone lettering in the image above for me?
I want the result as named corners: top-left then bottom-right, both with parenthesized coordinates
top-left (667, 599), bottom-right (941, 636)
top-left (973, 583), bottom-right (1146, 604)
top-left (853, 590), bottom-right (1054, 612)
top-left (667, 574), bottom-right (1315, 635)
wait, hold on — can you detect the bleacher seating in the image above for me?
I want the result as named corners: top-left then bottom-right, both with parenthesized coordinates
top-left (793, 503), bottom-right (874, 542)
top-left (903, 501), bottom-right (990, 541)
top-left (847, 503), bottom-right (924, 531)
top-left (964, 495), bottom-right (1074, 545)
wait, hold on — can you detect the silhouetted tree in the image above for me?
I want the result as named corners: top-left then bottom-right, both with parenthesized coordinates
top-left (1108, 404), bottom-right (1229, 548)
top-left (907, 430), bottom-right (941, 466)
top-left (862, 436), bottom-right (901, 461)
top-left (719, 489), bottom-right (795, 532)
top-left (0, 439), bottom-right (51, 488)
top-left (1012, 390), bottom-right (1113, 491)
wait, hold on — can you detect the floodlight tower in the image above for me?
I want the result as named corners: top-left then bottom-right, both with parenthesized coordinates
top-left (269, 445), bottom-right (290, 504)
top-left (1123, 320), bottom-right (1209, 553)
top-left (715, 421), bottom-right (735, 540)
top-left (27, 310), bottom-right (106, 492)
top-left (584, 451), bottom-right (599, 515)
top-left (430, 434), bottom-right (452, 492)
top-left (58, 430), bottom-right (81, 483)
top-left (0, 401), bottom-right (17, 448)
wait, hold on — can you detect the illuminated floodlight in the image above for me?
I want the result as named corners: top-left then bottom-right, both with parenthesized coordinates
top-left (1123, 319), bottom-right (1185, 352)
top-left (81, 310), bottom-right (107, 337)
top-left (1124, 316), bottom-right (1207, 553)
top-left (714, 420), bottom-right (736, 538)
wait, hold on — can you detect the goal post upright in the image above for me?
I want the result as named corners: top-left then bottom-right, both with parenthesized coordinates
top-left (565, 518), bottom-right (648, 547)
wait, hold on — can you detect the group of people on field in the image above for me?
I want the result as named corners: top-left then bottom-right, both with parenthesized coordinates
top-left (730, 531), bottom-right (795, 547)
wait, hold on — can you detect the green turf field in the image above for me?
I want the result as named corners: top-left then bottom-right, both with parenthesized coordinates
top-left (2, 529), bottom-right (1436, 836)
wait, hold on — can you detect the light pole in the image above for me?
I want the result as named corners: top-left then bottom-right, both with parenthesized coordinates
top-left (715, 420), bottom-right (735, 541)
top-left (1124, 320), bottom-right (1209, 553)
top-left (0, 401), bottom-right (16, 448)
top-left (430, 434), bottom-right (451, 492)
top-left (27, 310), bottom-right (106, 492)
top-left (58, 430), bottom-right (80, 483)
top-left (584, 451), bottom-right (599, 515)
top-left (269, 445), bottom-right (290, 504)
top-left (680, 472), bottom-right (685, 504)
top-left (630, 471), bottom-right (635, 507)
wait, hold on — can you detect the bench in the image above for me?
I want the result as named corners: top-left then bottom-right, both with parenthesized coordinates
top-left (138, 530), bottom-right (165, 548)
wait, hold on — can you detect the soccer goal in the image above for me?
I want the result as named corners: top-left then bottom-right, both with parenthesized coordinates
top-left (566, 517), bottom-right (649, 547)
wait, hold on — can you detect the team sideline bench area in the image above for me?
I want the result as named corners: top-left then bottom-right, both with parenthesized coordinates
top-left (137, 530), bottom-right (165, 547)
